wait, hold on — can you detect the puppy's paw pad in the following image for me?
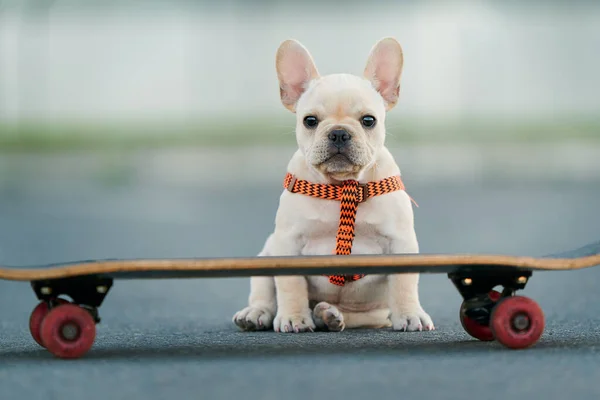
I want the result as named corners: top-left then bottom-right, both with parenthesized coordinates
top-left (233, 306), bottom-right (274, 331)
top-left (313, 302), bottom-right (345, 332)
top-left (391, 308), bottom-right (434, 332)
top-left (274, 311), bottom-right (316, 333)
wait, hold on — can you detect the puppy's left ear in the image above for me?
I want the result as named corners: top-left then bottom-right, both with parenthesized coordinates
top-left (364, 37), bottom-right (404, 111)
top-left (276, 39), bottom-right (320, 113)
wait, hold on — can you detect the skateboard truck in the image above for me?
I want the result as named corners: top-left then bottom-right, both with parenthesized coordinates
top-left (449, 269), bottom-right (532, 325)
top-left (449, 269), bottom-right (532, 300)
top-left (27, 275), bottom-right (114, 359)
top-left (447, 268), bottom-right (543, 347)
top-left (31, 275), bottom-right (113, 323)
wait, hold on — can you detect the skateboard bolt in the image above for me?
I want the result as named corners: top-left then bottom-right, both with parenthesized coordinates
top-left (40, 287), bottom-right (52, 295)
top-left (96, 285), bottom-right (108, 294)
top-left (462, 278), bottom-right (472, 286)
top-left (517, 276), bottom-right (528, 284)
top-left (61, 323), bottom-right (80, 341)
top-left (512, 313), bottom-right (530, 331)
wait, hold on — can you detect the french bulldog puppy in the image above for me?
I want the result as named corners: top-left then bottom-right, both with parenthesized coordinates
top-left (233, 38), bottom-right (434, 333)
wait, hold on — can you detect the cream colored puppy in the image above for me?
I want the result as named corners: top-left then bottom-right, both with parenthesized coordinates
top-left (233, 37), bottom-right (434, 333)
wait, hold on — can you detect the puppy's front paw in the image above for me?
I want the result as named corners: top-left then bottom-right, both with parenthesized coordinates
top-left (313, 302), bottom-right (345, 332)
top-left (274, 309), bottom-right (316, 333)
top-left (391, 307), bottom-right (435, 332)
top-left (233, 306), bottom-right (274, 331)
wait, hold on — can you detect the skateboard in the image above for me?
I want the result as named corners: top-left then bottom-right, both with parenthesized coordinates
top-left (1, 240), bottom-right (599, 359)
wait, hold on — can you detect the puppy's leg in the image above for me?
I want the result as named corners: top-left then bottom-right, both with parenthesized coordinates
top-left (233, 276), bottom-right (276, 331)
top-left (233, 235), bottom-right (277, 331)
top-left (387, 273), bottom-right (434, 332)
top-left (237, 231), bottom-right (314, 333)
top-left (274, 275), bottom-right (315, 333)
top-left (387, 239), bottom-right (434, 332)
top-left (269, 231), bottom-right (315, 333)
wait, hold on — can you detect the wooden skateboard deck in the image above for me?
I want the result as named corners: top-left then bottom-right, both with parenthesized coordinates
top-left (1, 239), bottom-right (599, 281)
top-left (4, 239), bottom-right (599, 359)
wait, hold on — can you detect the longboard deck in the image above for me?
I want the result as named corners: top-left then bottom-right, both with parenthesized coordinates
top-left (1, 240), bottom-right (599, 282)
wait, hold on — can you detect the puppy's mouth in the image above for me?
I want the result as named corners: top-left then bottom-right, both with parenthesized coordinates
top-left (316, 151), bottom-right (362, 177)
top-left (324, 152), bottom-right (351, 163)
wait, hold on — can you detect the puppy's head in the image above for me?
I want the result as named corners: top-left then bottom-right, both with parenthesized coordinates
top-left (276, 38), bottom-right (404, 182)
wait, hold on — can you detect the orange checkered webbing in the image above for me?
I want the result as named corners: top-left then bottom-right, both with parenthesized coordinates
top-left (283, 173), bottom-right (415, 286)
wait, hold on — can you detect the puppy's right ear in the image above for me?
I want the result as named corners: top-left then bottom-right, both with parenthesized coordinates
top-left (276, 39), bottom-right (320, 113)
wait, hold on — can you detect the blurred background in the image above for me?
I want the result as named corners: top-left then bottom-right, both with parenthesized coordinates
top-left (2, 0), bottom-right (600, 145)
top-left (1, 1), bottom-right (600, 399)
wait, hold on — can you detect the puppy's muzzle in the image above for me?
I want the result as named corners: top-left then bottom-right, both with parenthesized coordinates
top-left (328, 129), bottom-right (351, 149)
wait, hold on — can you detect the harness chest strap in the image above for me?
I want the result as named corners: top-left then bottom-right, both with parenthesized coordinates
top-left (282, 173), bottom-right (416, 286)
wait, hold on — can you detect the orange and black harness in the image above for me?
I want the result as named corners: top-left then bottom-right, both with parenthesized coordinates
top-left (283, 172), bottom-right (416, 286)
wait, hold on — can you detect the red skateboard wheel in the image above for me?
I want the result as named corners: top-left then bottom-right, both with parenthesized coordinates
top-left (29, 298), bottom-right (69, 347)
top-left (39, 304), bottom-right (96, 359)
top-left (490, 296), bottom-right (545, 349)
top-left (459, 290), bottom-right (501, 341)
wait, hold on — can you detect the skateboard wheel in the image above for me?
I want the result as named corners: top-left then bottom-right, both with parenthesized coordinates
top-left (39, 304), bottom-right (96, 359)
top-left (490, 296), bottom-right (545, 349)
top-left (29, 298), bottom-right (69, 347)
top-left (459, 290), bottom-right (501, 342)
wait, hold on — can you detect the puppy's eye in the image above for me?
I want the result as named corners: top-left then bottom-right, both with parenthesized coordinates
top-left (361, 115), bottom-right (376, 128)
top-left (303, 116), bottom-right (319, 128)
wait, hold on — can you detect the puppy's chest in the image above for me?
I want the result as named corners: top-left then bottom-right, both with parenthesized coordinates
top-left (296, 199), bottom-right (392, 255)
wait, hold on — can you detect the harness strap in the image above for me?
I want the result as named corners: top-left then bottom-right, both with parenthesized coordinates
top-left (283, 173), bottom-right (414, 286)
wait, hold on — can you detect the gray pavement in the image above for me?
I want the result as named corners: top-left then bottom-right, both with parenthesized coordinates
top-left (1, 150), bottom-right (600, 399)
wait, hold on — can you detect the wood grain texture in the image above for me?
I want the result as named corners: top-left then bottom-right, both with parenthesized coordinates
top-left (0, 244), bottom-right (599, 282)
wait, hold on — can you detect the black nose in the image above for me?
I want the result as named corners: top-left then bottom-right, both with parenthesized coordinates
top-left (328, 129), bottom-right (351, 148)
